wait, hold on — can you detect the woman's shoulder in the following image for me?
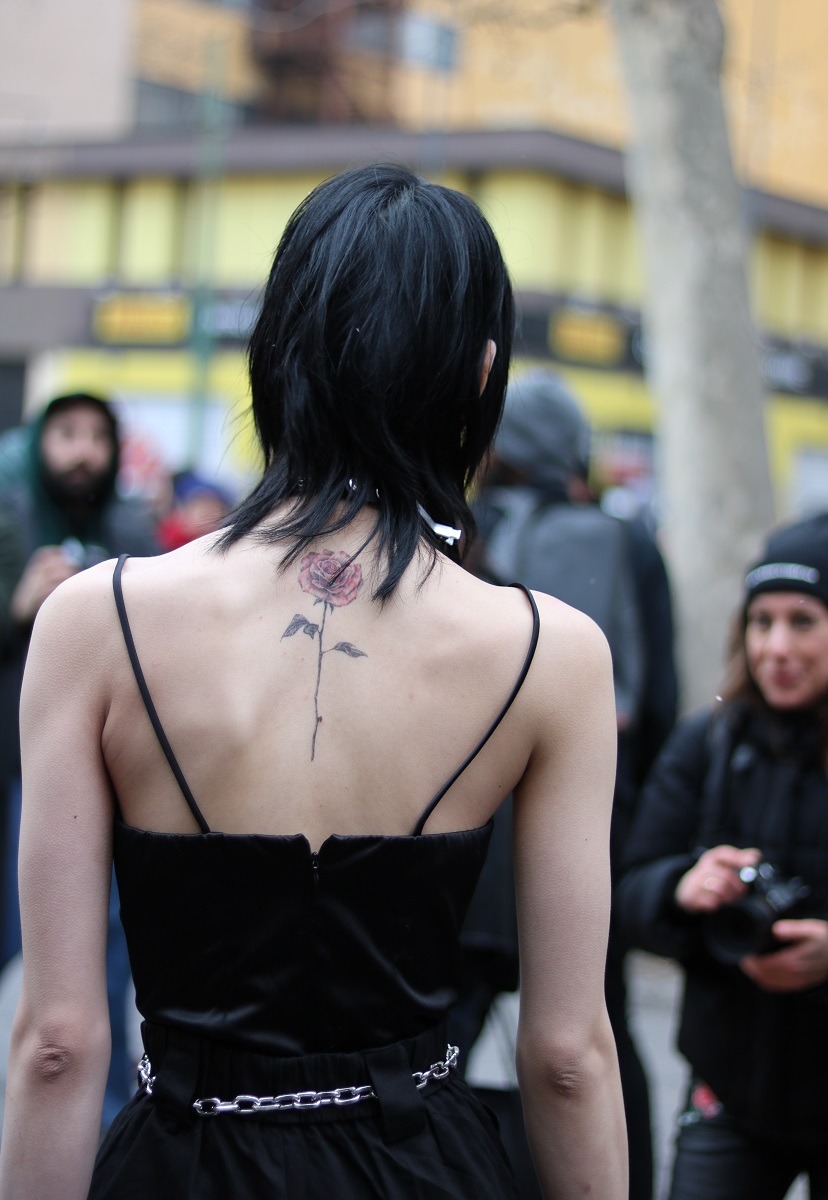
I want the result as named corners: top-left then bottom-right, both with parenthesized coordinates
top-left (460, 568), bottom-right (608, 638)
top-left (35, 554), bottom-right (122, 627)
top-left (454, 572), bottom-right (613, 715)
top-left (29, 542), bottom-right (205, 652)
top-left (518, 583), bottom-right (612, 681)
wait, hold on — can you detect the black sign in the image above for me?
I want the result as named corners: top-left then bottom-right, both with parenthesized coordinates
top-left (515, 297), bottom-right (828, 400)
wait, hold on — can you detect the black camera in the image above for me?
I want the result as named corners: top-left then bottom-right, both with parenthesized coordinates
top-left (703, 861), bottom-right (810, 965)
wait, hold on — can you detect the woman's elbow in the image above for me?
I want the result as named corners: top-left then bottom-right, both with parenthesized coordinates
top-left (516, 1021), bottom-right (617, 1103)
top-left (10, 1008), bottom-right (110, 1086)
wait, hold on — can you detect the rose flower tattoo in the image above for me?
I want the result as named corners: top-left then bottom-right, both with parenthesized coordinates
top-left (281, 550), bottom-right (367, 760)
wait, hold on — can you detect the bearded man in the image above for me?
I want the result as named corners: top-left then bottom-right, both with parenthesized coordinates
top-left (3, 393), bottom-right (156, 625)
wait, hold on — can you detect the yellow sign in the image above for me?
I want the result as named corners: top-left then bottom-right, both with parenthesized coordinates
top-left (93, 294), bottom-right (193, 345)
top-left (548, 309), bottom-right (626, 367)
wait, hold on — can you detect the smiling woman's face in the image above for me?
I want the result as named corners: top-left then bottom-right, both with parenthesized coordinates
top-left (745, 592), bottom-right (828, 711)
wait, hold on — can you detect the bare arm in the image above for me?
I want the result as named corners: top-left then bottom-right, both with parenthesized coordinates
top-left (514, 597), bottom-right (627, 1200)
top-left (0, 566), bottom-right (115, 1200)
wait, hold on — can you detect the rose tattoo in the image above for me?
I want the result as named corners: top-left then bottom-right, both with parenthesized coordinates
top-left (281, 550), bottom-right (367, 760)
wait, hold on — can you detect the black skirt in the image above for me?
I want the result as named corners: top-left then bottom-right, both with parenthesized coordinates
top-left (89, 1022), bottom-right (520, 1199)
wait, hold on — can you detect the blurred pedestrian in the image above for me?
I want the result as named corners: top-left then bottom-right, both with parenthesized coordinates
top-left (617, 514), bottom-right (828, 1200)
top-left (470, 369), bottom-right (671, 1200)
top-left (0, 392), bottom-right (157, 1126)
top-left (156, 470), bottom-right (232, 551)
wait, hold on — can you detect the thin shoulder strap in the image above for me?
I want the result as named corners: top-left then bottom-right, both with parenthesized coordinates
top-left (112, 554), bottom-right (211, 834)
top-left (413, 584), bottom-right (540, 836)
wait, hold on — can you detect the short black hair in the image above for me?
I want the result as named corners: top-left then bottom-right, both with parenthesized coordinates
top-left (220, 163), bottom-right (514, 598)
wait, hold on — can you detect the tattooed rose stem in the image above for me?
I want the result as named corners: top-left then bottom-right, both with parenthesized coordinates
top-left (311, 602), bottom-right (329, 761)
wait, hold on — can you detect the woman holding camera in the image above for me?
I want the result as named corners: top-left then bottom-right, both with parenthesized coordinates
top-left (0, 165), bottom-right (626, 1200)
top-left (617, 514), bottom-right (828, 1200)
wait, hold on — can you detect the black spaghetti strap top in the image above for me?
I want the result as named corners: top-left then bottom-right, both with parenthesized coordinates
top-left (111, 553), bottom-right (540, 1055)
top-left (112, 553), bottom-right (540, 838)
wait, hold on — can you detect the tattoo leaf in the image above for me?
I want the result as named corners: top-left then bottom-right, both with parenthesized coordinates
top-left (302, 623), bottom-right (320, 639)
top-left (332, 641), bottom-right (367, 658)
top-left (282, 614), bottom-right (310, 639)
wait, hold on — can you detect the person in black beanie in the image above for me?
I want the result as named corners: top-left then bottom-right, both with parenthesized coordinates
top-left (744, 512), bottom-right (828, 610)
top-left (616, 512), bottom-right (828, 1200)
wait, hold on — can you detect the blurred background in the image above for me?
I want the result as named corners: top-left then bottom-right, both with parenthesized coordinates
top-left (0, 0), bottom-right (827, 696)
top-left (1, 6), bottom-right (827, 1193)
top-left (0, 0), bottom-right (825, 510)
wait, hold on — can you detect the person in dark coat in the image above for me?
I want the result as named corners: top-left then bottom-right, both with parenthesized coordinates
top-left (617, 513), bottom-right (828, 1200)
top-left (468, 370), bottom-right (674, 1200)
top-left (0, 392), bottom-right (158, 1126)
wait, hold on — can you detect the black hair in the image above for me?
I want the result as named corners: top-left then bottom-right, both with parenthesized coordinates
top-left (41, 392), bottom-right (118, 439)
top-left (219, 163), bottom-right (514, 598)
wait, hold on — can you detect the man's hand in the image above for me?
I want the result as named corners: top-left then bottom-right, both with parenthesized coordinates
top-left (741, 919), bottom-right (828, 993)
top-left (10, 548), bottom-right (78, 626)
top-left (675, 844), bottom-right (762, 914)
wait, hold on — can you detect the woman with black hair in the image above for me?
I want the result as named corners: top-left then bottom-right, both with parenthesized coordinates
top-left (617, 514), bottom-right (828, 1199)
top-left (0, 165), bottom-right (625, 1200)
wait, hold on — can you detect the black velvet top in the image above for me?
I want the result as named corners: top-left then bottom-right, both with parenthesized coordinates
top-left (114, 820), bottom-right (492, 1054)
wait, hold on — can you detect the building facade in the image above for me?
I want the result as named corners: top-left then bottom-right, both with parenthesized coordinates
top-left (0, 0), bottom-right (826, 508)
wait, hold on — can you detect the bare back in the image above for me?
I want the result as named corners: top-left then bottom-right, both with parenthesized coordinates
top-left (99, 521), bottom-right (542, 848)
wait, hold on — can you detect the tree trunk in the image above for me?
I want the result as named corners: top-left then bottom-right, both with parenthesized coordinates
top-left (607, 0), bottom-right (775, 710)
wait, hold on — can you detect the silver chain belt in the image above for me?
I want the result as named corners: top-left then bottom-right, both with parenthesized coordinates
top-left (138, 1044), bottom-right (459, 1117)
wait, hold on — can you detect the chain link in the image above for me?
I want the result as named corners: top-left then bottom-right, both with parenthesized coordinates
top-left (138, 1054), bottom-right (156, 1096)
top-left (412, 1043), bottom-right (459, 1088)
top-left (137, 1044), bottom-right (459, 1117)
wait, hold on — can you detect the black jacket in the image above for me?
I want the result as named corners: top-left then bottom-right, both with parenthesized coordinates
top-left (616, 704), bottom-right (828, 1148)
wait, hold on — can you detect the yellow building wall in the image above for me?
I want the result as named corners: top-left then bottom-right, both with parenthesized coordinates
top-left (120, 179), bottom-right (181, 284)
top-left (124, 0), bottom-right (828, 212)
top-left (766, 396), bottom-right (828, 514)
top-left (753, 235), bottom-right (828, 343)
top-left (397, 0), bottom-right (623, 142)
top-left (181, 173), bottom-right (326, 288)
top-left (11, 170), bottom-right (828, 349)
top-left (470, 173), bottom-right (639, 305)
top-left (723, 0), bottom-right (828, 210)
top-left (22, 181), bottom-right (115, 284)
top-left (395, 0), bottom-right (828, 212)
top-left (0, 187), bottom-right (21, 282)
top-left (135, 0), bottom-right (261, 102)
top-left (474, 172), bottom-right (566, 293)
